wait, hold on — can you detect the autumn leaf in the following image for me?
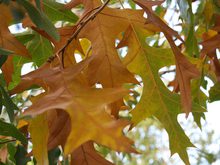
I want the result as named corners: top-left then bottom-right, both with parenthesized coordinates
top-left (29, 113), bottom-right (49, 165)
top-left (12, 56), bottom-right (136, 155)
top-left (65, 0), bottom-right (143, 87)
top-left (0, 4), bottom-right (29, 84)
top-left (134, 0), bottom-right (200, 116)
top-left (47, 110), bottom-right (70, 150)
top-left (64, 0), bottom-right (152, 118)
top-left (71, 141), bottom-right (113, 165)
top-left (117, 25), bottom-right (205, 164)
top-left (0, 4), bottom-right (29, 57)
top-left (0, 0), bottom-right (218, 164)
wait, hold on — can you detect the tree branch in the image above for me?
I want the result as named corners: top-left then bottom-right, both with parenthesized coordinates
top-left (0, 137), bottom-right (31, 145)
top-left (48, 0), bottom-right (111, 66)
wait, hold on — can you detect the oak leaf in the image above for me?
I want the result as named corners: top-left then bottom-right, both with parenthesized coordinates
top-left (47, 110), bottom-right (70, 150)
top-left (118, 25), bottom-right (205, 164)
top-left (134, 0), bottom-right (200, 116)
top-left (71, 141), bottom-right (113, 165)
top-left (65, 0), bottom-right (144, 87)
top-left (13, 57), bottom-right (136, 156)
top-left (29, 113), bottom-right (49, 165)
top-left (0, 4), bottom-right (29, 84)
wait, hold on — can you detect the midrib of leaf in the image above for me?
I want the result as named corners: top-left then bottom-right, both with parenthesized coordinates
top-left (95, 14), bottom-right (114, 87)
top-left (130, 24), bottom-right (173, 115)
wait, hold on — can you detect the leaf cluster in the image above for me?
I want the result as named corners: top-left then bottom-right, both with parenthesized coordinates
top-left (0, 0), bottom-right (219, 165)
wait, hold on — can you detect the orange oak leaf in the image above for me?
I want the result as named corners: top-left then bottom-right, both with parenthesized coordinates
top-left (71, 141), bottom-right (113, 165)
top-left (12, 57), bottom-right (136, 155)
top-left (65, 0), bottom-right (145, 87)
top-left (201, 34), bottom-right (220, 57)
top-left (64, 0), bottom-right (151, 118)
top-left (0, 4), bottom-right (29, 84)
top-left (0, 4), bottom-right (29, 57)
top-left (165, 33), bottom-right (200, 117)
top-left (1, 57), bottom-right (14, 85)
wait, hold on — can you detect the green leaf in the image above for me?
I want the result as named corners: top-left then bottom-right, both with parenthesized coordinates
top-left (185, 28), bottom-right (199, 57)
top-left (7, 143), bottom-right (17, 164)
top-left (118, 25), bottom-right (205, 165)
top-left (209, 83), bottom-right (220, 102)
top-left (16, 0), bottom-right (60, 41)
top-left (27, 32), bottom-right (53, 66)
top-left (16, 34), bottom-right (35, 45)
top-left (191, 80), bottom-right (207, 129)
top-left (128, 0), bottom-right (136, 9)
top-left (192, 112), bottom-right (205, 130)
top-left (0, 120), bottom-right (27, 145)
top-left (0, 56), bottom-right (7, 69)
top-left (177, 0), bottom-right (199, 57)
top-left (43, 0), bottom-right (78, 23)
top-left (0, 85), bottom-right (18, 122)
top-left (0, 74), bottom-right (7, 88)
top-left (8, 56), bottom-right (30, 90)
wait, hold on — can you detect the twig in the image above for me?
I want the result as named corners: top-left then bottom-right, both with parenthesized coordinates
top-left (159, 69), bottom-right (176, 76)
top-left (60, 0), bottom-right (110, 52)
top-left (0, 139), bottom-right (16, 145)
top-left (48, 0), bottom-right (111, 67)
top-left (0, 137), bottom-right (31, 145)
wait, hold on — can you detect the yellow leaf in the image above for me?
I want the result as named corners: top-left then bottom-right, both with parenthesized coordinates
top-left (117, 24), bottom-right (205, 165)
top-left (17, 120), bottom-right (28, 129)
top-left (29, 113), bottom-right (49, 165)
top-left (13, 57), bottom-right (136, 155)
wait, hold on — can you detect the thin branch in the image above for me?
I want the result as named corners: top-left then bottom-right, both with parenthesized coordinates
top-left (0, 137), bottom-right (31, 145)
top-left (48, 0), bottom-right (111, 66)
top-left (60, 0), bottom-right (110, 52)
top-left (0, 139), bottom-right (17, 145)
top-left (159, 69), bottom-right (176, 76)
